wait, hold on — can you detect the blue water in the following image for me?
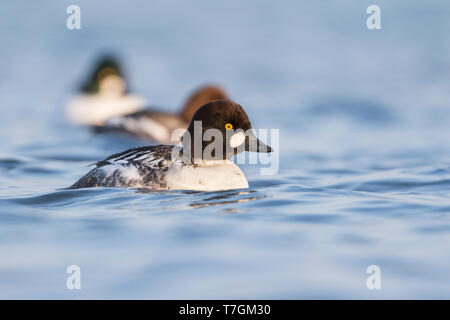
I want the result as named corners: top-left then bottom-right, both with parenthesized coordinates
top-left (1, 0), bottom-right (450, 298)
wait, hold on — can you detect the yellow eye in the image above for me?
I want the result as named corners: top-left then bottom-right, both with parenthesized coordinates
top-left (225, 123), bottom-right (233, 130)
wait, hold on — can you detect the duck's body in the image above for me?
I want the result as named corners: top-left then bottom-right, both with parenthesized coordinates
top-left (98, 85), bottom-right (228, 143)
top-left (66, 55), bottom-right (146, 126)
top-left (70, 100), bottom-right (271, 192)
top-left (69, 145), bottom-right (248, 191)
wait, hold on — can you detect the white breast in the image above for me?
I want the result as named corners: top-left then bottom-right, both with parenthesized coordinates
top-left (164, 159), bottom-right (249, 191)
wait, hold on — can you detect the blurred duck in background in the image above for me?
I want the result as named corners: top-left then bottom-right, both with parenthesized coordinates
top-left (97, 84), bottom-right (229, 143)
top-left (66, 55), bottom-right (147, 126)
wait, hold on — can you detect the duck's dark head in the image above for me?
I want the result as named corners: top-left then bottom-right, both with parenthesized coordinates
top-left (181, 99), bottom-right (272, 161)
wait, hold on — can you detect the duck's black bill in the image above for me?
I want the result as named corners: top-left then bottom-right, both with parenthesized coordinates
top-left (245, 131), bottom-right (272, 153)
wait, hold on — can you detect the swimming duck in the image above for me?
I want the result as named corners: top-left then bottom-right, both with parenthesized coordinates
top-left (99, 85), bottom-right (228, 143)
top-left (69, 100), bottom-right (271, 191)
top-left (66, 55), bottom-right (146, 126)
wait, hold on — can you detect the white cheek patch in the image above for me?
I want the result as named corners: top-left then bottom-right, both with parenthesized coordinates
top-left (229, 131), bottom-right (246, 148)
